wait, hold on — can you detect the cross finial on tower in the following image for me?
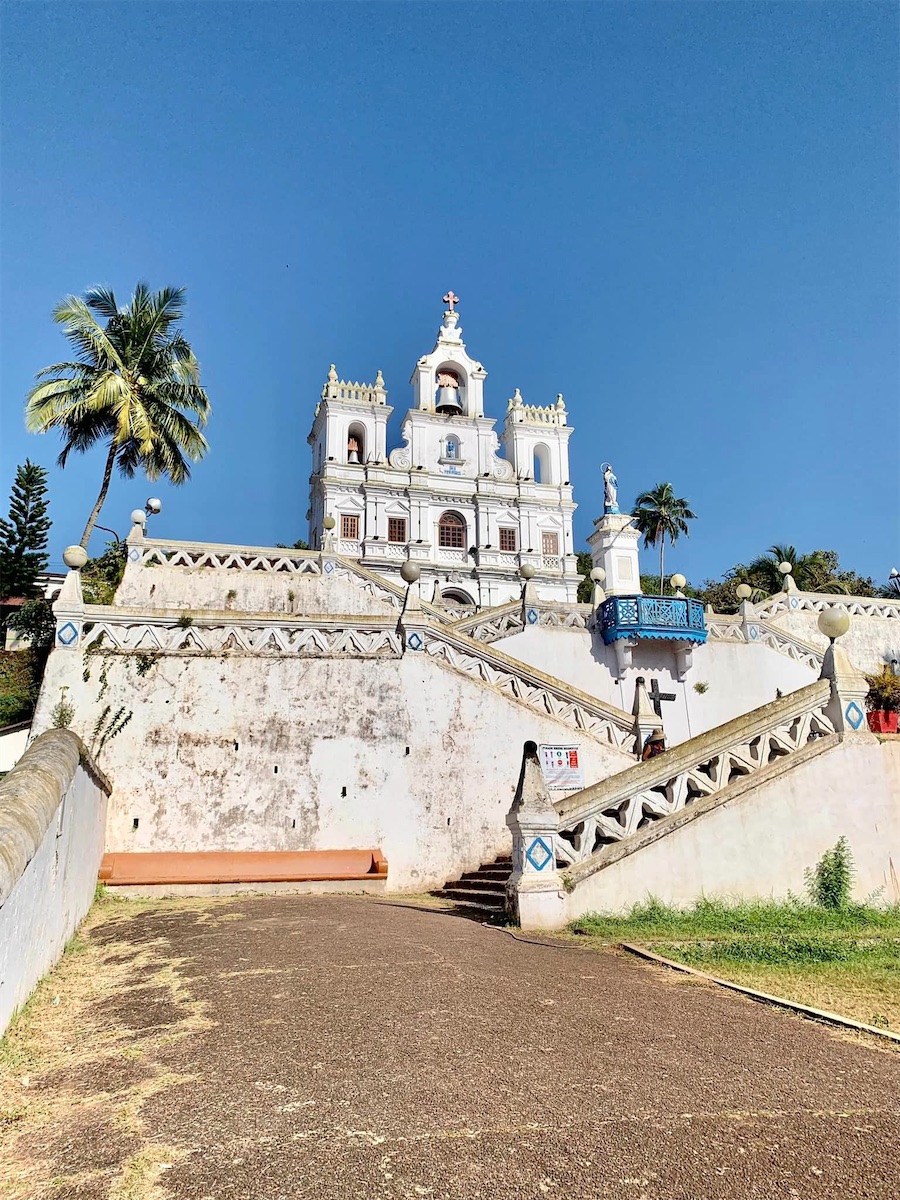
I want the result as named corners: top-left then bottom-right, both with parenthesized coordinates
top-left (443, 290), bottom-right (459, 313)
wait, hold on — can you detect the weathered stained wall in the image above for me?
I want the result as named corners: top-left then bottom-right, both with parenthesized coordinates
top-left (0, 731), bottom-right (110, 1034)
top-left (498, 626), bottom-right (815, 746)
top-left (566, 737), bottom-right (900, 916)
top-left (33, 648), bottom-right (631, 891)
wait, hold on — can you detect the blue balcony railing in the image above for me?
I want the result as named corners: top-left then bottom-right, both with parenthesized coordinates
top-left (599, 595), bottom-right (707, 646)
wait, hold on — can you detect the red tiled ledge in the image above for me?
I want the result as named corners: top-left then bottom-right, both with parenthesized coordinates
top-left (99, 849), bottom-right (388, 886)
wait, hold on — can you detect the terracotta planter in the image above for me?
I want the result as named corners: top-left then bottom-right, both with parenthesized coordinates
top-left (866, 710), bottom-right (899, 734)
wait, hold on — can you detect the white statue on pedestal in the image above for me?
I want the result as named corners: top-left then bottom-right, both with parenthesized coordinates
top-left (602, 463), bottom-right (619, 514)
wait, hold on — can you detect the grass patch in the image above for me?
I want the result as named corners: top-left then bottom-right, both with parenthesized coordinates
top-left (571, 897), bottom-right (900, 1034)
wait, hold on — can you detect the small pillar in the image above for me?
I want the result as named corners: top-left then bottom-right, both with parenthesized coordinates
top-left (631, 676), bottom-right (658, 757)
top-left (53, 546), bottom-right (88, 651)
top-left (817, 609), bottom-right (871, 735)
top-left (506, 742), bottom-right (566, 930)
top-left (587, 513), bottom-right (642, 598)
top-left (398, 561), bottom-right (425, 652)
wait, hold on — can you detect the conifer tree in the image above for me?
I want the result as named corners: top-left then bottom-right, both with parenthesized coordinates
top-left (0, 460), bottom-right (51, 600)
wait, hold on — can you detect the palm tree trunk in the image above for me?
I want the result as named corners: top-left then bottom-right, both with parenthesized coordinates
top-left (659, 534), bottom-right (666, 595)
top-left (80, 441), bottom-right (118, 549)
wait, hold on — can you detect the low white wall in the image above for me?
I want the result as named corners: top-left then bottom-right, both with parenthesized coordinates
top-left (0, 731), bottom-right (110, 1035)
top-left (0, 723), bottom-right (30, 774)
top-left (566, 737), bottom-right (900, 916)
top-left (32, 647), bottom-right (632, 893)
top-left (498, 626), bottom-right (815, 747)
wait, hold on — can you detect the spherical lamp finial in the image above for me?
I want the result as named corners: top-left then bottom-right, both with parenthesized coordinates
top-left (63, 545), bottom-right (88, 570)
top-left (519, 564), bottom-right (536, 580)
top-left (778, 561), bottom-right (793, 576)
top-left (735, 583), bottom-right (752, 601)
top-left (817, 606), bottom-right (850, 642)
top-left (589, 567), bottom-right (606, 584)
top-left (130, 509), bottom-right (147, 526)
top-left (323, 516), bottom-right (336, 531)
top-left (145, 497), bottom-right (162, 515)
top-left (400, 561), bottom-right (421, 584)
top-left (670, 573), bottom-right (686, 590)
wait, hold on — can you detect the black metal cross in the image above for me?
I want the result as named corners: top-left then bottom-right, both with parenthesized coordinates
top-left (648, 678), bottom-right (677, 718)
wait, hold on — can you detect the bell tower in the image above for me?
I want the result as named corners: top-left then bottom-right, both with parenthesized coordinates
top-left (409, 292), bottom-right (487, 418)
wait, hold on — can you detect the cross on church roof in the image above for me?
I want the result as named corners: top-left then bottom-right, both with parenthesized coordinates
top-left (443, 290), bottom-right (459, 313)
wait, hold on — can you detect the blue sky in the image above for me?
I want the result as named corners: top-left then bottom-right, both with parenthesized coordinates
top-left (1, 1), bottom-right (897, 582)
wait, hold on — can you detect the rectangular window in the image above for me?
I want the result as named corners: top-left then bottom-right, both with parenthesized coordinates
top-left (499, 528), bottom-right (517, 552)
top-left (388, 517), bottom-right (407, 544)
top-left (340, 514), bottom-right (359, 540)
top-left (541, 532), bottom-right (559, 557)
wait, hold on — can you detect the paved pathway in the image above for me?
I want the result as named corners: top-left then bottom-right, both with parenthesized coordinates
top-left (6, 896), bottom-right (899, 1199)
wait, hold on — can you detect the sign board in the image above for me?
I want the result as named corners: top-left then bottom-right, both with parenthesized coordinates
top-left (538, 744), bottom-right (584, 790)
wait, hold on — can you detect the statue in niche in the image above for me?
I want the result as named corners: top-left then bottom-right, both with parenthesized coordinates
top-left (602, 463), bottom-right (619, 514)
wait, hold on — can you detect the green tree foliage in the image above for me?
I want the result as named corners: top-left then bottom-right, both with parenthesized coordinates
top-left (25, 283), bottom-right (211, 549)
top-left (7, 599), bottom-right (56, 650)
top-left (575, 551), bottom-right (592, 603)
top-left (632, 483), bottom-right (697, 595)
top-left (805, 837), bottom-right (854, 910)
top-left (0, 460), bottom-right (51, 600)
top-left (81, 541), bottom-right (127, 605)
top-left (747, 545), bottom-right (876, 596)
top-left (0, 649), bottom-right (42, 726)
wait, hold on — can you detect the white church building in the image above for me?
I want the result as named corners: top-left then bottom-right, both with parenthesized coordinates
top-left (306, 294), bottom-right (581, 607)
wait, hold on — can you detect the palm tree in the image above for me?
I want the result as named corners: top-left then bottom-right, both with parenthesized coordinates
top-left (632, 482), bottom-right (697, 594)
top-left (746, 545), bottom-right (850, 595)
top-left (25, 283), bottom-right (211, 548)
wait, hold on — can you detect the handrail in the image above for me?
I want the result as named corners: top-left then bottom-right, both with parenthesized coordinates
top-left (556, 678), bottom-right (832, 830)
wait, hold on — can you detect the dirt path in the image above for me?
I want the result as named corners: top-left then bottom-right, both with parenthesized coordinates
top-left (2, 894), bottom-right (898, 1199)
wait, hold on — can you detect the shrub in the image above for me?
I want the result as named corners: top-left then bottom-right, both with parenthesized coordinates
top-left (805, 837), bottom-right (854, 909)
top-left (863, 665), bottom-right (900, 713)
top-left (0, 650), bottom-right (40, 725)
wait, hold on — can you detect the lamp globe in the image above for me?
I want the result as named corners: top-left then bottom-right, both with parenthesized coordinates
top-left (817, 606), bottom-right (850, 642)
top-left (63, 545), bottom-right (88, 570)
top-left (590, 567), bottom-right (606, 584)
top-left (735, 583), bottom-right (752, 601)
top-left (400, 561), bottom-right (421, 584)
top-left (519, 564), bottom-right (536, 580)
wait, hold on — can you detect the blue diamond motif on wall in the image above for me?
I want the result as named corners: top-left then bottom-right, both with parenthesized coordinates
top-left (128, 547), bottom-right (141, 562)
top-left (407, 632), bottom-right (424, 651)
top-left (790, 596), bottom-right (800, 609)
top-left (526, 608), bottom-right (539, 625)
top-left (748, 624), bottom-right (759, 640)
top-left (845, 701), bottom-right (865, 730)
top-left (57, 622), bottom-right (79, 646)
top-left (323, 559), bottom-right (335, 574)
top-left (526, 837), bottom-right (553, 871)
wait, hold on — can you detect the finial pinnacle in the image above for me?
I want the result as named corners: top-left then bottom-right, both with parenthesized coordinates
top-left (442, 290), bottom-right (459, 314)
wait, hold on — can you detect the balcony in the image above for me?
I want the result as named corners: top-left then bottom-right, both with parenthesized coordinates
top-left (598, 595), bottom-right (707, 646)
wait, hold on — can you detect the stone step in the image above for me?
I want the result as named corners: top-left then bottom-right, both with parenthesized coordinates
top-left (439, 886), bottom-right (505, 908)
top-left (441, 897), bottom-right (507, 919)
top-left (446, 877), bottom-right (506, 894)
top-left (461, 868), bottom-right (510, 881)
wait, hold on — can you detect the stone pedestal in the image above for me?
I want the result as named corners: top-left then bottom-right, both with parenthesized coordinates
top-left (631, 676), bottom-right (658, 757)
top-left (506, 742), bottom-right (566, 930)
top-left (588, 513), bottom-right (642, 597)
top-left (820, 642), bottom-right (873, 736)
top-left (53, 569), bottom-right (85, 651)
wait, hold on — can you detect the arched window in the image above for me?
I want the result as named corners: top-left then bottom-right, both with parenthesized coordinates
top-left (347, 422), bottom-right (367, 464)
top-left (533, 444), bottom-right (551, 484)
top-left (445, 436), bottom-right (459, 460)
top-left (438, 511), bottom-right (466, 549)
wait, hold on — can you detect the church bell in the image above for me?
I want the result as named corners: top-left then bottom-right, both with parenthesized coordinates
top-left (436, 386), bottom-right (462, 415)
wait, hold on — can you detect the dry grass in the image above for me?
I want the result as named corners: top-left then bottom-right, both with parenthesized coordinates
top-left (0, 893), bottom-right (229, 1200)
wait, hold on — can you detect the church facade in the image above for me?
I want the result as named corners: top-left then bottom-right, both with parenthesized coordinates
top-left (306, 296), bottom-right (581, 607)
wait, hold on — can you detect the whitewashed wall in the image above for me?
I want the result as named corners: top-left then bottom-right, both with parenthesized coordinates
top-left (566, 738), bottom-right (900, 915)
top-left (33, 648), bottom-right (631, 892)
top-left (0, 731), bottom-right (110, 1035)
top-left (498, 627), bottom-right (816, 746)
top-left (767, 609), bottom-right (900, 674)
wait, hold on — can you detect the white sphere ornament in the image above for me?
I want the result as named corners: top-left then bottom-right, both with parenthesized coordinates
top-left (519, 564), bottom-right (536, 580)
top-left (400, 561), bottom-right (421, 583)
top-left (670, 573), bottom-right (686, 590)
top-left (145, 497), bottom-right (162, 515)
top-left (323, 516), bottom-right (336, 531)
top-left (130, 509), bottom-right (147, 526)
top-left (590, 567), bottom-right (606, 584)
top-left (63, 545), bottom-right (88, 570)
top-left (735, 583), bottom-right (752, 601)
top-left (817, 606), bottom-right (850, 641)
top-left (778, 562), bottom-right (793, 576)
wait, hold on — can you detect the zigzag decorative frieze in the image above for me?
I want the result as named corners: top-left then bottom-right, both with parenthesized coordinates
top-left (453, 602), bottom-right (590, 645)
top-left (554, 680), bottom-right (835, 867)
top-left (81, 619), bottom-right (402, 658)
top-left (754, 593), bottom-right (900, 621)
top-left (139, 545), bottom-right (323, 575)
